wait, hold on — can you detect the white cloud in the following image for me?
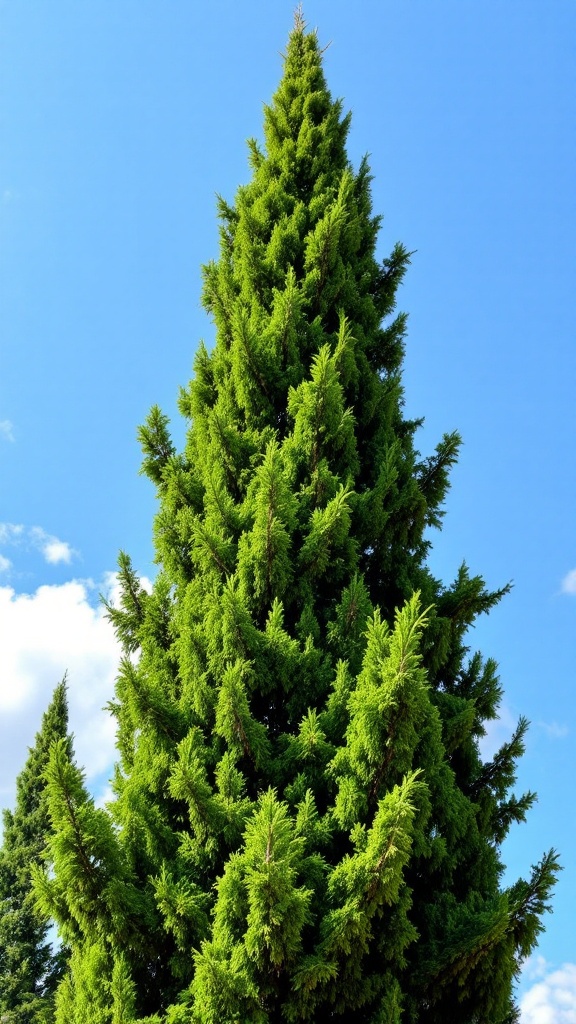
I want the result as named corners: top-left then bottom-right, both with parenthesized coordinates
top-left (95, 783), bottom-right (115, 810)
top-left (520, 962), bottom-right (576, 1023)
top-left (0, 578), bottom-right (121, 808)
top-left (561, 569), bottom-right (576, 596)
top-left (0, 420), bottom-right (15, 442)
top-left (0, 522), bottom-right (76, 565)
top-left (523, 955), bottom-right (551, 983)
top-left (0, 554), bottom-right (11, 573)
top-left (44, 538), bottom-right (74, 565)
top-left (29, 526), bottom-right (75, 565)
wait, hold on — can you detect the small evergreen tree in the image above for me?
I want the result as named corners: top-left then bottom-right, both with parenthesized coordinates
top-left (0, 679), bottom-right (71, 1024)
top-left (36, 14), bottom-right (558, 1023)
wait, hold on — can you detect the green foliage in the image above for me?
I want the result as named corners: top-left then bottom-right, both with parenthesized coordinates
top-left (0, 680), bottom-right (71, 1024)
top-left (39, 13), bottom-right (558, 1023)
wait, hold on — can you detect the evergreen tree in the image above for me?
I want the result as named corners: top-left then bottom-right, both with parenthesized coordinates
top-left (0, 679), bottom-right (71, 1024)
top-left (36, 14), bottom-right (558, 1023)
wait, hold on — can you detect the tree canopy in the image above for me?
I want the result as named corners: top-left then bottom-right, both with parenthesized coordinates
top-left (30, 14), bottom-right (557, 1024)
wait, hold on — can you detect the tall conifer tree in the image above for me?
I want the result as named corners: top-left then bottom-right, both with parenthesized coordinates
top-left (36, 14), bottom-right (558, 1023)
top-left (0, 679), bottom-right (71, 1023)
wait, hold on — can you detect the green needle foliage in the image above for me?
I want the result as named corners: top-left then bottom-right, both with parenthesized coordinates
top-left (36, 13), bottom-right (558, 1023)
top-left (0, 679), bottom-right (71, 1024)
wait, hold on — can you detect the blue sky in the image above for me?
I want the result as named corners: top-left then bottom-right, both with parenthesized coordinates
top-left (1, 3), bottom-right (574, 1017)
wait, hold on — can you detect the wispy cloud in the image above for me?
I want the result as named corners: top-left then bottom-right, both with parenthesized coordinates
top-left (520, 960), bottom-right (576, 1023)
top-left (561, 569), bottom-right (576, 596)
top-left (30, 527), bottom-right (75, 565)
top-left (0, 420), bottom-right (14, 442)
top-left (479, 704), bottom-right (569, 760)
top-left (478, 703), bottom-right (518, 761)
top-left (538, 720), bottom-right (569, 739)
top-left (0, 522), bottom-right (76, 565)
top-left (0, 523), bottom-right (24, 544)
top-left (0, 554), bottom-right (11, 573)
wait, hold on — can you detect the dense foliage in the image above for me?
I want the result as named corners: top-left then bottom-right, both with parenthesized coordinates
top-left (29, 15), bottom-right (557, 1023)
top-left (0, 680), bottom-right (70, 1024)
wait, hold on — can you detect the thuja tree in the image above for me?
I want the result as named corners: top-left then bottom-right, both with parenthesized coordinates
top-left (0, 679), bottom-right (70, 1024)
top-left (35, 15), bottom-right (558, 1024)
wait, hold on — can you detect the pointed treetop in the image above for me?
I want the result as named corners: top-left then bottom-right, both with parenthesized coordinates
top-left (293, 3), bottom-right (306, 34)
